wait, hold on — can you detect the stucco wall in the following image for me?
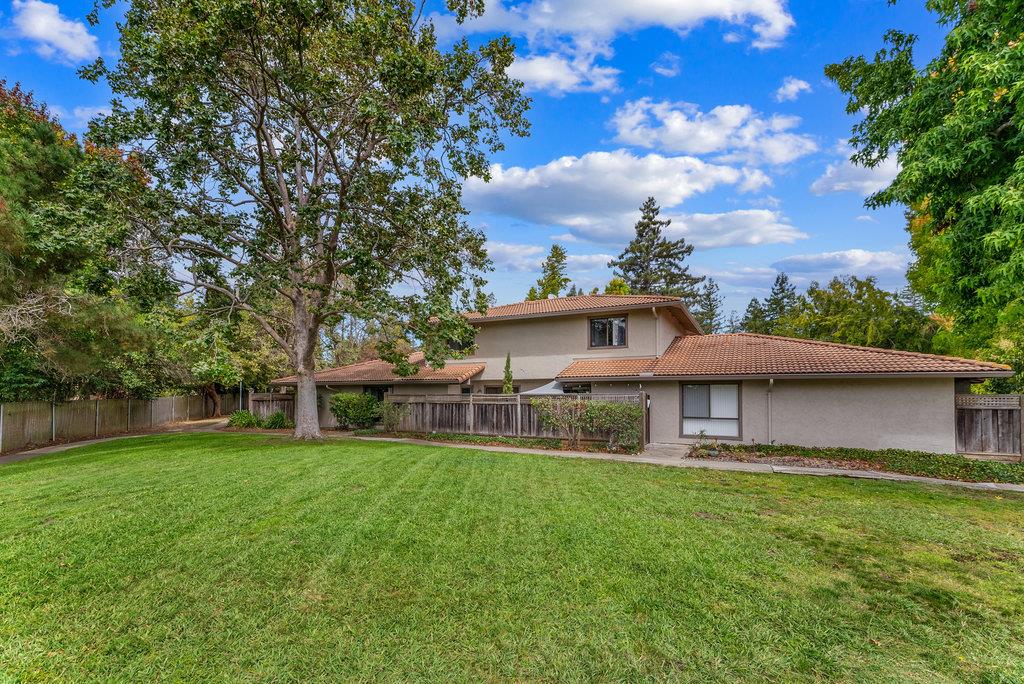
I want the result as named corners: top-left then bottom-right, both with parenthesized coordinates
top-left (451, 308), bottom-right (687, 383)
top-left (630, 377), bottom-right (957, 454)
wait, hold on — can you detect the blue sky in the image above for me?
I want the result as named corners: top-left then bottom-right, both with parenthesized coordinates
top-left (1, 0), bottom-right (946, 314)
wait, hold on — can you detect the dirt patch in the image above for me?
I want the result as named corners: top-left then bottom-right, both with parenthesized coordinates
top-left (688, 450), bottom-right (880, 471)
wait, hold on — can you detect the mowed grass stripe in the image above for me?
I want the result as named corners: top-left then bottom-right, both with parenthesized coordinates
top-left (0, 433), bottom-right (1022, 682)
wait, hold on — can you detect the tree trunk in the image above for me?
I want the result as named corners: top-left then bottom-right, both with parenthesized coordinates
top-left (294, 370), bottom-right (321, 439)
top-left (205, 385), bottom-right (222, 418)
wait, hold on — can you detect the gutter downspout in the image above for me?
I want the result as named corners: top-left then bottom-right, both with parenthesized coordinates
top-left (767, 378), bottom-right (774, 445)
top-left (652, 307), bottom-right (659, 354)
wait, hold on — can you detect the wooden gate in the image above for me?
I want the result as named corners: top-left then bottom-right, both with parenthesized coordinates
top-left (955, 394), bottom-right (1022, 458)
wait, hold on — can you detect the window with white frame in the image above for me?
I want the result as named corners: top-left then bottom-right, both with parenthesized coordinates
top-left (682, 384), bottom-right (739, 438)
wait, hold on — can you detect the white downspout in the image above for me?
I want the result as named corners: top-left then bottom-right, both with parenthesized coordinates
top-left (767, 378), bottom-right (774, 445)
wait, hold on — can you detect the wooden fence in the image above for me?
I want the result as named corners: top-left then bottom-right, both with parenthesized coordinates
top-left (0, 393), bottom-right (239, 454)
top-left (249, 392), bottom-right (295, 421)
top-left (955, 394), bottom-right (1022, 459)
top-left (387, 393), bottom-right (648, 444)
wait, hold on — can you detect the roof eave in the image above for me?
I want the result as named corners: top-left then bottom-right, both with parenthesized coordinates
top-left (558, 370), bottom-right (1014, 382)
top-left (469, 300), bottom-right (684, 324)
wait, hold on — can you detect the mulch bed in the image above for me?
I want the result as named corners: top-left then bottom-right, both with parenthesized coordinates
top-left (688, 450), bottom-right (881, 471)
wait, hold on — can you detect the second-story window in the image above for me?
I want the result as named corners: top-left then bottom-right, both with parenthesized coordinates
top-left (589, 316), bottom-right (627, 347)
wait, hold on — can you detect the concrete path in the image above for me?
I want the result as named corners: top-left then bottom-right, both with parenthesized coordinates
top-left (0, 418), bottom-right (228, 466)
top-left (353, 435), bottom-right (1024, 494)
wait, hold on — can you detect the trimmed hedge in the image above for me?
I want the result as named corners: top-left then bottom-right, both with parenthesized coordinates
top-left (329, 393), bottom-right (381, 429)
top-left (729, 443), bottom-right (1024, 484)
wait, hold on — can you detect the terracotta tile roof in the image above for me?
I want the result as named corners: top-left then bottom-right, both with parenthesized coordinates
top-left (558, 333), bottom-right (1012, 379)
top-left (466, 294), bottom-right (684, 322)
top-left (272, 354), bottom-right (484, 385)
top-left (557, 358), bottom-right (656, 378)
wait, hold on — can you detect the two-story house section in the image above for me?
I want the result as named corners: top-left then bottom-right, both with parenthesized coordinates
top-left (272, 294), bottom-right (1011, 452)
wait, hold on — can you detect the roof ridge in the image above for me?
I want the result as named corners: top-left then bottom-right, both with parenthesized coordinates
top-left (728, 332), bottom-right (1009, 369)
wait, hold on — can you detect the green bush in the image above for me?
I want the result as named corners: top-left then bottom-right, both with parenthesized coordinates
top-left (329, 392), bottom-right (381, 429)
top-left (262, 411), bottom-right (295, 430)
top-left (377, 401), bottom-right (408, 432)
top-left (585, 401), bottom-right (645, 453)
top-left (731, 443), bottom-right (1024, 484)
top-left (227, 410), bottom-right (262, 428)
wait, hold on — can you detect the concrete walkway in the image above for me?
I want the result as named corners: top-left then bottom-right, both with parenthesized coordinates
top-left (0, 418), bottom-right (228, 466)
top-left (353, 435), bottom-right (1024, 494)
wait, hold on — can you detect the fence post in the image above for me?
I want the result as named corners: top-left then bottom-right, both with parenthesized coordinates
top-left (51, 402), bottom-right (56, 442)
top-left (127, 398), bottom-right (131, 432)
top-left (186, 397), bottom-right (190, 422)
top-left (95, 399), bottom-right (100, 437)
top-left (516, 394), bottom-right (522, 437)
top-left (468, 393), bottom-right (474, 434)
top-left (150, 399), bottom-right (154, 428)
top-left (0, 403), bottom-right (5, 454)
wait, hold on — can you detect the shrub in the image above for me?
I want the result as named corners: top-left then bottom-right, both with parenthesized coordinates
top-left (262, 411), bottom-right (294, 430)
top-left (377, 401), bottom-right (408, 432)
top-left (585, 400), bottom-right (645, 453)
top-left (329, 392), bottom-right (381, 429)
top-left (530, 397), bottom-right (593, 450)
top-left (227, 410), bottom-right (262, 428)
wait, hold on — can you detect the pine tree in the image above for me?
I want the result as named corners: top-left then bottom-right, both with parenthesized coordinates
top-left (603, 277), bottom-right (631, 295)
top-left (691, 278), bottom-right (724, 333)
top-left (566, 284), bottom-right (581, 297)
top-left (525, 286), bottom-right (539, 301)
top-left (502, 352), bottom-right (514, 394)
top-left (534, 244), bottom-right (570, 299)
top-left (763, 273), bottom-right (798, 328)
top-left (723, 310), bottom-right (742, 333)
top-left (741, 298), bottom-right (770, 334)
top-left (608, 197), bottom-right (704, 299)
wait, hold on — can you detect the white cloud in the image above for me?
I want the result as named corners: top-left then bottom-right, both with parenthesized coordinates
top-left (485, 241), bottom-right (546, 271)
top-left (466, 150), bottom-right (804, 247)
top-left (855, 215), bottom-right (877, 223)
top-left (650, 51), bottom-right (681, 78)
top-left (810, 144), bottom-right (899, 196)
top-left (566, 253), bottom-right (614, 270)
top-left (11, 0), bottom-right (98, 63)
top-left (695, 264), bottom-right (778, 289)
top-left (610, 99), bottom-right (818, 166)
top-left (774, 76), bottom-right (812, 102)
top-left (669, 210), bottom-right (806, 249)
top-left (771, 249), bottom-right (908, 276)
top-left (485, 241), bottom-right (612, 272)
top-left (508, 52), bottom-right (619, 93)
top-left (432, 0), bottom-right (793, 94)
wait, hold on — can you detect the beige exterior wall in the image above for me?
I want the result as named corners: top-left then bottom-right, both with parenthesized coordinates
top-left (630, 377), bottom-right (957, 454)
top-left (451, 308), bottom-right (688, 386)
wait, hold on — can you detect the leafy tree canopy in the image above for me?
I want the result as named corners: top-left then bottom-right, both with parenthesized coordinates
top-left (88, 0), bottom-right (530, 436)
top-left (825, 0), bottom-right (1024, 387)
top-left (603, 277), bottom-right (630, 295)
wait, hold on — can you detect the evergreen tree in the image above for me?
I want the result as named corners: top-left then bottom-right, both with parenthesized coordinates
top-left (741, 298), bottom-right (770, 334)
top-left (608, 197), bottom-right (704, 299)
top-left (566, 284), bottom-right (581, 296)
top-left (603, 277), bottom-right (631, 295)
top-left (723, 310), bottom-right (742, 333)
top-left (502, 352), bottom-right (514, 394)
top-left (763, 273), bottom-right (799, 327)
top-left (691, 278), bottom-right (724, 333)
top-left (525, 286), bottom-right (540, 301)
top-left (534, 244), bottom-right (570, 298)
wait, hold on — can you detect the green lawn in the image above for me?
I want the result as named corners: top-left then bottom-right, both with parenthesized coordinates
top-left (2, 434), bottom-right (1023, 682)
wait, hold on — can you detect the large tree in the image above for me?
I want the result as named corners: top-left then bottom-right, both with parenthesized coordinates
top-left (608, 197), bottom-right (703, 300)
top-left (691, 278), bottom-right (724, 334)
top-left (90, 0), bottom-right (529, 437)
top-left (825, 0), bottom-right (1024, 388)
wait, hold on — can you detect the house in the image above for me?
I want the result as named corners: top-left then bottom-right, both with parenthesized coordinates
top-left (271, 294), bottom-right (1012, 453)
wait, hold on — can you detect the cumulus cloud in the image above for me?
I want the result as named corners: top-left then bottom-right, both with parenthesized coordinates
top-left (485, 241), bottom-right (611, 272)
top-left (431, 0), bottom-right (793, 93)
top-left (508, 51), bottom-right (619, 94)
top-left (11, 0), bottom-right (98, 63)
top-left (771, 249), bottom-right (907, 276)
top-left (668, 210), bottom-right (806, 249)
top-left (810, 144), bottom-right (899, 196)
top-left (774, 76), bottom-right (811, 102)
top-left (466, 150), bottom-right (803, 247)
top-left (610, 99), bottom-right (817, 166)
top-left (650, 51), bottom-right (681, 78)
